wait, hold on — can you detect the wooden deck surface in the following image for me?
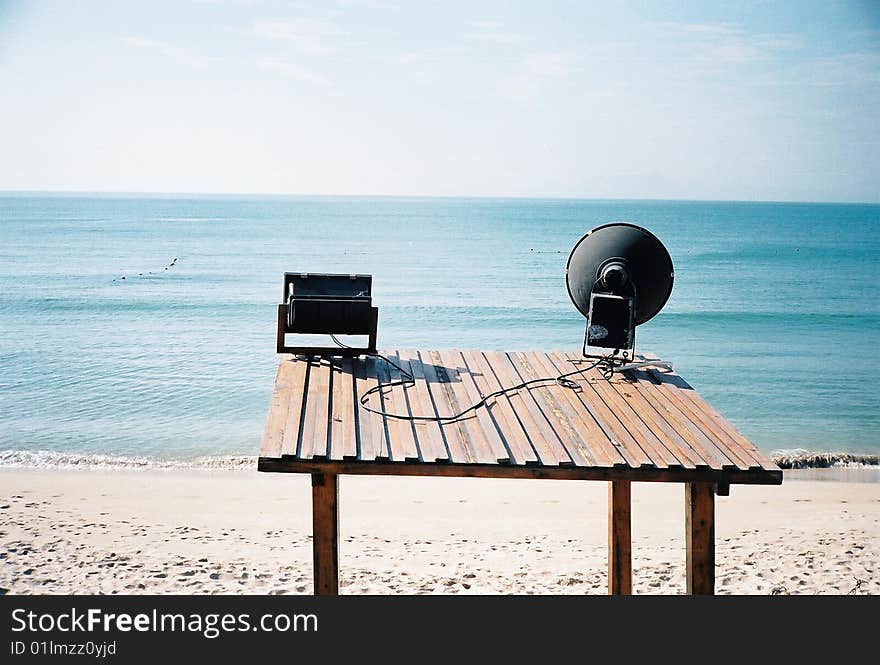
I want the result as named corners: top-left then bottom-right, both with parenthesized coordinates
top-left (258, 350), bottom-right (781, 485)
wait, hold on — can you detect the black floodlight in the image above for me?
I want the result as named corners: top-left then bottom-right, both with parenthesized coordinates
top-left (276, 272), bottom-right (378, 356)
top-left (565, 223), bottom-right (673, 358)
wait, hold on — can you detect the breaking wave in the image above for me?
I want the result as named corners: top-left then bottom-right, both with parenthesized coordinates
top-left (0, 450), bottom-right (257, 471)
top-left (1, 449), bottom-right (879, 471)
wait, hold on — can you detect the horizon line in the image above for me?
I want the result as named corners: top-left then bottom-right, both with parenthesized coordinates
top-left (0, 189), bottom-right (878, 207)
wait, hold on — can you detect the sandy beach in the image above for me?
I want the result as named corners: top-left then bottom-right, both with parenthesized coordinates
top-left (1, 467), bottom-right (877, 595)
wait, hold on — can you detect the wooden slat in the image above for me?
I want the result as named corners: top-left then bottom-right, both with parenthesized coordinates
top-left (623, 368), bottom-right (730, 470)
top-left (548, 352), bottom-right (649, 468)
top-left (630, 356), bottom-right (752, 470)
top-left (602, 373), bottom-right (696, 469)
top-left (527, 350), bottom-right (619, 468)
top-left (421, 351), bottom-right (472, 464)
top-left (353, 356), bottom-right (376, 461)
top-left (398, 349), bottom-right (449, 463)
top-left (356, 356), bottom-right (391, 461)
top-left (568, 357), bottom-right (675, 469)
top-left (378, 351), bottom-right (420, 462)
top-left (482, 350), bottom-right (562, 466)
top-left (329, 358), bottom-right (346, 461)
top-left (461, 350), bottom-right (536, 466)
top-left (436, 349), bottom-right (497, 464)
top-left (340, 358), bottom-right (358, 459)
top-left (645, 365), bottom-right (765, 471)
top-left (487, 351), bottom-right (573, 466)
top-left (300, 357), bottom-right (331, 460)
top-left (560, 352), bottom-right (670, 468)
top-left (636, 352), bottom-right (768, 470)
top-left (261, 359), bottom-right (294, 459)
top-left (280, 358), bottom-right (310, 457)
top-left (508, 352), bottom-right (589, 467)
top-left (453, 350), bottom-right (511, 464)
top-left (367, 356), bottom-right (391, 461)
top-left (680, 384), bottom-right (773, 470)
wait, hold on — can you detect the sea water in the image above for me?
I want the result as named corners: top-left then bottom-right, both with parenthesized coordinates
top-left (1, 194), bottom-right (878, 466)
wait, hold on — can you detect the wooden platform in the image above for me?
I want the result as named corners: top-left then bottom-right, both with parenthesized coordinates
top-left (259, 350), bottom-right (780, 484)
top-left (258, 349), bottom-right (782, 595)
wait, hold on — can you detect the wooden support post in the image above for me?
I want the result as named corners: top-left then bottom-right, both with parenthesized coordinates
top-left (685, 482), bottom-right (715, 595)
top-left (608, 480), bottom-right (632, 595)
top-left (311, 472), bottom-right (339, 595)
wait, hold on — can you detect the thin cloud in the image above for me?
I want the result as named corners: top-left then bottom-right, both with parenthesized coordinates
top-left (650, 21), bottom-right (799, 64)
top-left (336, 0), bottom-right (396, 9)
top-left (662, 22), bottom-right (740, 36)
top-left (496, 51), bottom-right (571, 102)
top-left (250, 18), bottom-right (345, 55)
top-left (257, 58), bottom-right (332, 86)
top-left (766, 51), bottom-right (880, 87)
top-left (465, 19), bottom-right (522, 45)
top-left (394, 44), bottom-right (468, 64)
top-left (123, 36), bottom-right (222, 68)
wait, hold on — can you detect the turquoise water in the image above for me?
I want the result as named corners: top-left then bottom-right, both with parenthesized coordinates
top-left (1, 194), bottom-right (878, 464)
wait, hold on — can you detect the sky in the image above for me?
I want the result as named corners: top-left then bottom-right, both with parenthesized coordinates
top-left (0, 0), bottom-right (878, 202)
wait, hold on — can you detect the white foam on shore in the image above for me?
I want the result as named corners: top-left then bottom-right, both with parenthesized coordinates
top-left (2, 448), bottom-right (879, 472)
top-left (0, 450), bottom-right (257, 471)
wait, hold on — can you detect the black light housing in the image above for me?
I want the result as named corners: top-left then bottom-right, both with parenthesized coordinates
top-left (276, 272), bottom-right (378, 357)
top-left (565, 223), bottom-right (674, 354)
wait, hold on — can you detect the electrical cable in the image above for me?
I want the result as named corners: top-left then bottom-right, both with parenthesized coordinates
top-left (329, 333), bottom-right (612, 423)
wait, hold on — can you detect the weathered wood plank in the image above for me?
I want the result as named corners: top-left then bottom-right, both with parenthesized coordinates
top-left (300, 357), bottom-right (331, 460)
top-left (422, 351), bottom-right (472, 464)
top-left (356, 356), bottom-right (389, 461)
top-left (636, 352), bottom-right (770, 470)
top-left (603, 373), bottom-right (694, 469)
top-left (608, 480), bottom-right (632, 595)
top-left (549, 352), bottom-right (650, 468)
top-left (623, 368), bottom-right (726, 469)
top-left (329, 357), bottom-right (347, 461)
top-left (339, 358), bottom-right (357, 459)
top-left (532, 349), bottom-right (624, 467)
top-left (529, 351), bottom-right (620, 467)
top-left (539, 352), bottom-right (628, 468)
top-left (646, 366), bottom-right (763, 470)
top-left (261, 359), bottom-right (294, 459)
top-left (508, 352), bottom-right (590, 467)
top-left (486, 351), bottom-right (572, 466)
top-left (686, 482), bottom-right (715, 595)
top-left (352, 357), bottom-right (371, 460)
top-left (436, 349), bottom-right (497, 464)
top-left (575, 359), bottom-right (672, 468)
top-left (452, 350), bottom-right (511, 464)
top-left (399, 349), bottom-right (449, 463)
top-left (461, 350), bottom-right (535, 465)
top-left (379, 351), bottom-right (420, 462)
top-left (280, 358), bottom-right (310, 458)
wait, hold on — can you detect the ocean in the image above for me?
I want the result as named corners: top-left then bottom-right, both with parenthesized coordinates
top-left (1, 194), bottom-right (878, 467)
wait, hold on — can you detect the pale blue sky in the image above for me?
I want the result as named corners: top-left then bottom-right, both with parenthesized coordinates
top-left (1, 0), bottom-right (878, 201)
